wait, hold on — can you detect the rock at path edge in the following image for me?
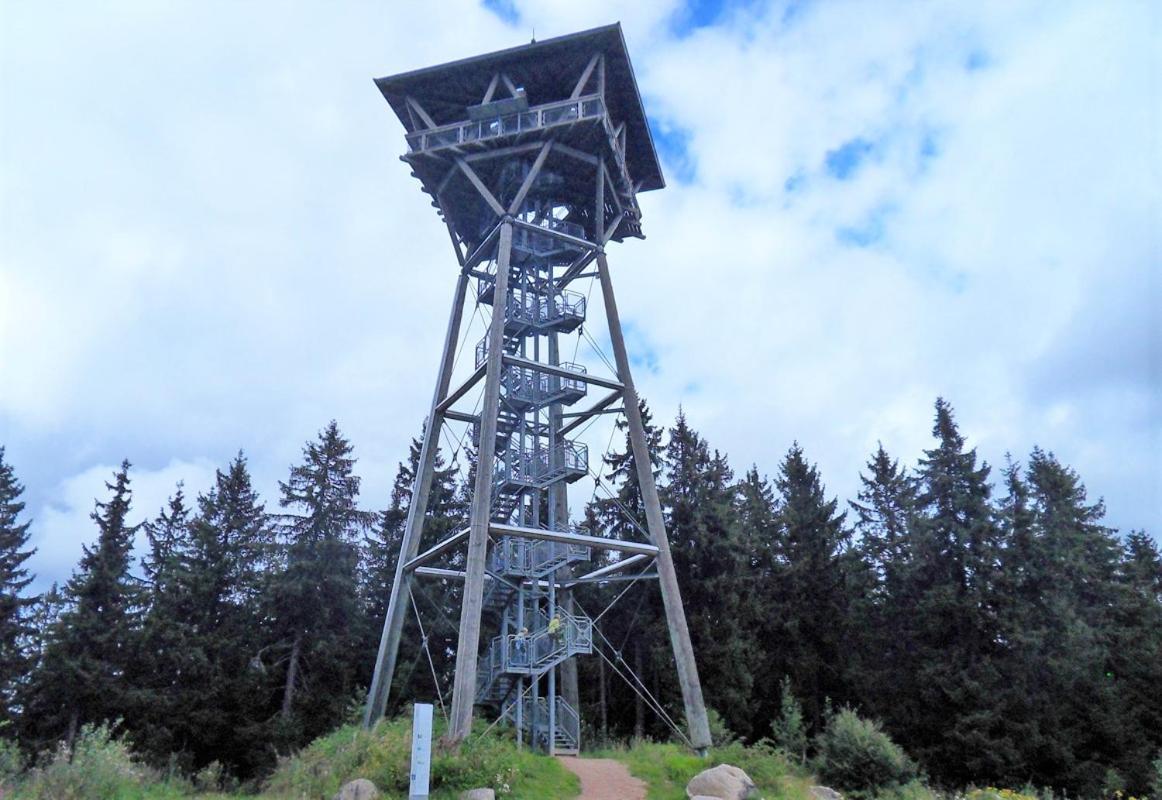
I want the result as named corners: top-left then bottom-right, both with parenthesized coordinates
top-left (686, 763), bottom-right (758, 799)
top-left (333, 778), bottom-right (379, 800)
top-left (459, 789), bottom-right (496, 800)
top-left (810, 787), bottom-right (844, 800)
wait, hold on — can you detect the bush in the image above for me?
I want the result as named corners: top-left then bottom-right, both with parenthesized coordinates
top-left (705, 708), bottom-right (738, 748)
top-left (771, 676), bottom-right (807, 764)
top-left (814, 707), bottom-right (916, 798)
top-left (13, 722), bottom-right (188, 800)
top-left (263, 712), bottom-right (578, 799)
top-left (0, 736), bottom-right (23, 792)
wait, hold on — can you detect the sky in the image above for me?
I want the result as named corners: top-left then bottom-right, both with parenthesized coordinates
top-left (1, 0), bottom-right (1158, 592)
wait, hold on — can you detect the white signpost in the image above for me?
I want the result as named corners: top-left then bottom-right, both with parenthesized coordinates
top-left (409, 702), bottom-right (434, 800)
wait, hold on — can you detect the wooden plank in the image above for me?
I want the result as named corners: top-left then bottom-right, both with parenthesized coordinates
top-left (571, 52), bottom-right (601, 99)
top-left (406, 96), bottom-right (438, 129)
top-left (457, 159), bottom-right (506, 216)
top-left (508, 141), bottom-right (553, 215)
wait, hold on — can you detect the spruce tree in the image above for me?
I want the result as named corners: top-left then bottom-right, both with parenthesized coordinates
top-left (181, 453), bottom-right (273, 774)
top-left (0, 448), bottom-right (37, 733)
top-left (770, 443), bottom-right (852, 732)
top-left (662, 411), bottom-right (755, 737)
top-left (25, 462), bottom-right (140, 745)
top-left (905, 399), bottom-right (1007, 783)
top-left (1108, 530), bottom-right (1162, 794)
top-left (269, 422), bottom-right (374, 746)
top-left (847, 444), bottom-right (917, 734)
top-left (360, 425), bottom-right (463, 707)
top-left (129, 485), bottom-right (194, 765)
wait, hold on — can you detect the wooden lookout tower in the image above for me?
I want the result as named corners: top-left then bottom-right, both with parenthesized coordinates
top-left (364, 23), bottom-right (713, 754)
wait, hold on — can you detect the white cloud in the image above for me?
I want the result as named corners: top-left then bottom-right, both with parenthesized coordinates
top-left (1, 0), bottom-right (1158, 590)
top-left (30, 459), bottom-right (218, 591)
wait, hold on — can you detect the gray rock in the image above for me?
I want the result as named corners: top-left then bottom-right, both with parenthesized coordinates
top-left (459, 790), bottom-right (495, 800)
top-left (810, 787), bottom-right (844, 800)
top-left (333, 778), bottom-right (379, 800)
top-left (686, 763), bottom-right (758, 799)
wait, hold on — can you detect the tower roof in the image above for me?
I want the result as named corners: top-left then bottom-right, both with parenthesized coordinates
top-left (374, 23), bottom-right (664, 192)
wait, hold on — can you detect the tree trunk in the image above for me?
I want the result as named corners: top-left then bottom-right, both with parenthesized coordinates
top-left (281, 633), bottom-right (302, 719)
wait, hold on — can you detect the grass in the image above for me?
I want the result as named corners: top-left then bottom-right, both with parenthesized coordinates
top-left (7, 716), bottom-right (578, 800)
top-left (588, 739), bottom-right (816, 800)
top-left (262, 714), bottom-right (578, 799)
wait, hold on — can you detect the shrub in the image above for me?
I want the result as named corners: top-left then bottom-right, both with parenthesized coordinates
top-left (771, 676), bottom-right (807, 764)
top-left (705, 708), bottom-right (738, 748)
top-left (263, 713), bottom-right (577, 799)
top-left (0, 736), bottom-right (23, 792)
top-left (814, 707), bottom-right (916, 798)
top-left (13, 722), bottom-right (187, 800)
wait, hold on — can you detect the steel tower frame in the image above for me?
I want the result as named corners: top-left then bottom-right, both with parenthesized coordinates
top-left (364, 24), bottom-right (712, 753)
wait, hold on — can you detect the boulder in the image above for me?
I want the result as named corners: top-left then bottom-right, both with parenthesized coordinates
top-left (810, 787), bottom-right (844, 800)
top-left (685, 763), bottom-right (758, 799)
top-left (459, 790), bottom-right (495, 800)
top-left (333, 778), bottom-right (379, 800)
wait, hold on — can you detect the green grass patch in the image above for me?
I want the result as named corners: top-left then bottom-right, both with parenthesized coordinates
top-left (263, 714), bottom-right (578, 799)
top-left (589, 739), bottom-right (815, 800)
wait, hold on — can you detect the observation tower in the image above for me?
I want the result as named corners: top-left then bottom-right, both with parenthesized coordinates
top-left (365, 23), bottom-right (712, 754)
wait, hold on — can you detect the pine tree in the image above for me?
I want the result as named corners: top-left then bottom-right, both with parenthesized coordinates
top-left (770, 443), bottom-right (852, 733)
top-left (25, 462), bottom-right (140, 745)
top-left (360, 425), bottom-right (464, 708)
top-left (662, 411), bottom-right (756, 737)
top-left (269, 422), bottom-right (374, 746)
top-left (1006, 448), bottom-right (1125, 794)
top-left (129, 485), bottom-right (194, 765)
top-left (846, 444), bottom-right (917, 735)
top-left (179, 453), bottom-right (273, 774)
top-left (905, 399), bottom-right (1007, 783)
top-left (1108, 530), bottom-right (1162, 794)
top-left (0, 448), bottom-right (37, 733)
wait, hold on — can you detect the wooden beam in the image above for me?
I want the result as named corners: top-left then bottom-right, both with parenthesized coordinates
top-left (490, 522), bottom-right (659, 557)
top-left (448, 222), bottom-right (514, 742)
top-left (457, 159), bottom-right (505, 217)
top-left (559, 389), bottom-right (623, 437)
top-left (507, 141), bottom-right (553, 215)
top-left (436, 363), bottom-right (487, 414)
top-left (553, 142), bottom-right (599, 166)
top-left (595, 252), bottom-right (712, 751)
top-left (364, 270), bottom-right (472, 728)
top-left (406, 96), bottom-right (438, 130)
top-left (503, 354), bottom-right (623, 392)
top-left (570, 52), bottom-right (601, 99)
top-left (404, 528), bottom-right (470, 572)
top-left (482, 72), bottom-right (500, 104)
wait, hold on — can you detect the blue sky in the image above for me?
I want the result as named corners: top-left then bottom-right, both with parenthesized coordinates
top-left (0, 0), bottom-right (1158, 590)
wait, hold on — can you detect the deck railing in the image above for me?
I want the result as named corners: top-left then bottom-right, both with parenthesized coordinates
top-left (405, 95), bottom-right (606, 154)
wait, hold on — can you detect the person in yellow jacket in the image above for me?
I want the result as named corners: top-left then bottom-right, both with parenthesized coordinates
top-left (546, 614), bottom-right (564, 643)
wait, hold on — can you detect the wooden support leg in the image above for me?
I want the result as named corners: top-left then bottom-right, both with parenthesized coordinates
top-left (364, 270), bottom-right (471, 728)
top-left (594, 252), bottom-right (713, 752)
top-left (447, 220), bottom-right (515, 742)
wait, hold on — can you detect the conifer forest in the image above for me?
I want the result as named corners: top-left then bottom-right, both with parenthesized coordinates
top-left (1, 397), bottom-right (1159, 797)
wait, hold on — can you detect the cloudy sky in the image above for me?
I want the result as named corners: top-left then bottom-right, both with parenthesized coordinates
top-left (1, 0), bottom-right (1158, 592)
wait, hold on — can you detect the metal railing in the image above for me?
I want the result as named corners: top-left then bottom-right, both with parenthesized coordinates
top-left (494, 439), bottom-right (588, 489)
top-left (474, 290), bottom-right (587, 351)
top-left (502, 363), bottom-right (588, 410)
top-left (490, 535), bottom-right (590, 578)
top-left (492, 610), bottom-right (593, 674)
top-left (405, 95), bottom-right (606, 153)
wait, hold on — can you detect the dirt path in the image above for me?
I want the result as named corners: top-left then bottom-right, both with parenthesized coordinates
top-left (557, 756), bottom-right (648, 800)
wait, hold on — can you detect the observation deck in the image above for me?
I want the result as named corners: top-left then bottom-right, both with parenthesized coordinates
top-left (374, 23), bottom-right (665, 249)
